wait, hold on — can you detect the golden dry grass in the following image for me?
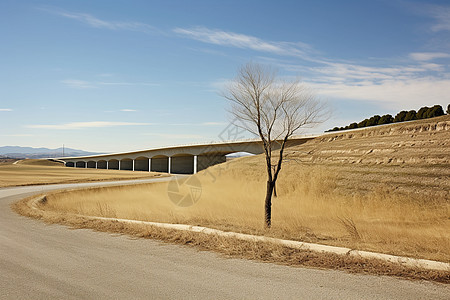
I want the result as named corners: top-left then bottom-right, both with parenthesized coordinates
top-left (38, 116), bottom-right (450, 263)
top-left (42, 155), bottom-right (449, 263)
top-left (13, 194), bottom-right (450, 283)
top-left (0, 159), bottom-right (166, 187)
top-left (11, 116), bottom-right (450, 274)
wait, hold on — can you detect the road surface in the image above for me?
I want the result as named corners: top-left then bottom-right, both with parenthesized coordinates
top-left (1, 179), bottom-right (448, 299)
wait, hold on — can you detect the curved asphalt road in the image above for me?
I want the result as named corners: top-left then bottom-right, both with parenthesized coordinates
top-left (1, 179), bottom-right (448, 299)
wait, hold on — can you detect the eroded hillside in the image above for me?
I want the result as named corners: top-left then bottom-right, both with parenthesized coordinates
top-left (284, 115), bottom-right (450, 199)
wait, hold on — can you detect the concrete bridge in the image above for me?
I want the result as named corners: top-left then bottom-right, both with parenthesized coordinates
top-left (58, 137), bottom-right (314, 174)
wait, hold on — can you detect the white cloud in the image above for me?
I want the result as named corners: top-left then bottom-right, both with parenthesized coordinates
top-left (410, 52), bottom-right (450, 61)
top-left (428, 5), bottom-right (450, 32)
top-left (61, 79), bottom-right (95, 89)
top-left (174, 26), bottom-right (449, 111)
top-left (311, 78), bottom-right (450, 109)
top-left (42, 7), bottom-right (158, 34)
top-left (166, 122), bottom-right (228, 126)
top-left (213, 56), bottom-right (450, 111)
top-left (62, 79), bottom-right (159, 89)
top-left (120, 109), bottom-right (137, 112)
top-left (201, 122), bottom-right (227, 126)
top-left (269, 54), bottom-right (450, 110)
top-left (55, 17), bottom-right (448, 113)
top-left (310, 63), bottom-right (414, 82)
top-left (98, 82), bottom-right (159, 86)
top-left (98, 73), bottom-right (114, 77)
top-left (143, 133), bottom-right (205, 139)
top-left (0, 108), bottom-right (12, 111)
top-left (419, 63), bottom-right (444, 72)
top-left (1, 134), bottom-right (33, 137)
top-left (173, 27), bottom-right (316, 61)
top-left (26, 121), bottom-right (153, 130)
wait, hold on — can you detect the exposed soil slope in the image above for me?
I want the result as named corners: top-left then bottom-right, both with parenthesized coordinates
top-left (285, 115), bottom-right (450, 199)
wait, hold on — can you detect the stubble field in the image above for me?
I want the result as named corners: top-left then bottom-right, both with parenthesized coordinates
top-left (0, 159), bottom-right (166, 187)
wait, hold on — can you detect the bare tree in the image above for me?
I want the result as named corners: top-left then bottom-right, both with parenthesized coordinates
top-left (223, 62), bottom-right (325, 228)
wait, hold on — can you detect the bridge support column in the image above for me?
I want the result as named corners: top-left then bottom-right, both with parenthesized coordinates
top-left (73, 162), bottom-right (76, 168)
top-left (194, 155), bottom-right (198, 174)
top-left (85, 162), bottom-right (87, 168)
top-left (118, 160), bottom-right (121, 170)
top-left (148, 158), bottom-right (151, 172)
top-left (106, 161), bottom-right (109, 170)
top-left (168, 157), bottom-right (171, 174)
top-left (132, 159), bottom-right (135, 171)
top-left (95, 162), bottom-right (98, 169)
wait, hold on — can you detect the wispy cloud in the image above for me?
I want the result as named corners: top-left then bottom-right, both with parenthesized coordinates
top-left (427, 5), bottom-right (450, 32)
top-left (98, 82), bottom-right (159, 86)
top-left (61, 79), bottom-right (159, 89)
top-left (143, 133), bottom-right (205, 139)
top-left (167, 122), bottom-right (228, 126)
top-left (1, 134), bottom-right (33, 137)
top-left (407, 2), bottom-right (450, 32)
top-left (0, 108), bottom-right (13, 111)
top-left (410, 52), bottom-right (450, 61)
top-left (173, 27), bottom-right (316, 61)
top-left (97, 73), bottom-right (115, 77)
top-left (311, 78), bottom-right (450, 109)
top-left (41, 7), bottom-right (159, 34)
top-left (61, 79), bottom-right (95, 89)
top-left (200, 122), bottom-right (227, 126)
top-left (190, 23), bottom-right (450, 110)
top-left (120, 109), bottom-right (137, 112)
top-left (302, 57), bottom-right (450, 109)
top-left (212, 55), bottom-right (449, 110)
top-left (309, 62), bottom-right (432, 83)
top-left (26, 121), bottom-right (153, 130)
top-left (45, 7), bottom-right (449, 112)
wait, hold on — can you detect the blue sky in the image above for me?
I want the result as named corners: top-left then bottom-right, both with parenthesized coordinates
top-left (1, 0), bottom-right (449, 152)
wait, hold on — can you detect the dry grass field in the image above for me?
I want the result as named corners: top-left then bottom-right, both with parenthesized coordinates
top-left (38, 115), bottom-right (450, 263)
top-left (0, 159), bottom-right (165, 187)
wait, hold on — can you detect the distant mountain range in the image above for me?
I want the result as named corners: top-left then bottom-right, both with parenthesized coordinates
top-left (0, 146), bottom-right (103, 159)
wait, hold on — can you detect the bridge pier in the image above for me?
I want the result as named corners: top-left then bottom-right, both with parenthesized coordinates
top-left (148, 158), bottom-right (151, 172)
top-left (168, 157), bottom-right (171, 174)
top-left (194, 155), bottom-right (198, 174)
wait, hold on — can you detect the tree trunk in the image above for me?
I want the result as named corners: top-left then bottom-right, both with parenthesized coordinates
top-left (264, 180), bottom-right (275, 228)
